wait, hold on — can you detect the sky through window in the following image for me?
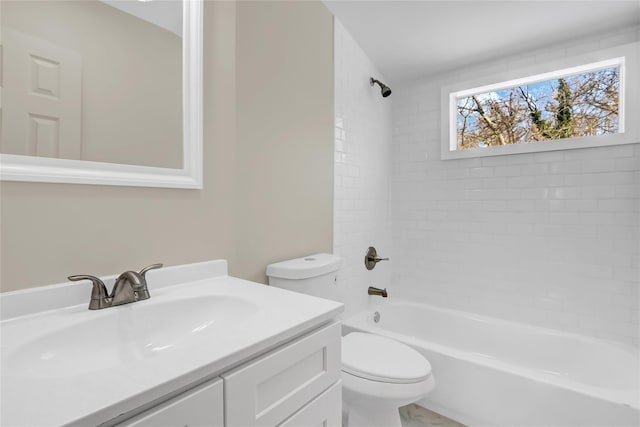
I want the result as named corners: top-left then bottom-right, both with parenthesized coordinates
top-left (456, 66), bottom-right (620, 150)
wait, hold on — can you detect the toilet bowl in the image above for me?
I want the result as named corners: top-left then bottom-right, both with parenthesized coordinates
top-left (341, 332), bottom-right (434, 427)
top-left (266, 254), bottom-right (435, 427)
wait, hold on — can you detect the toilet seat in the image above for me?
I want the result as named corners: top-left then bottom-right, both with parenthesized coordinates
top-left (341, 332), bottom-right (431, 384)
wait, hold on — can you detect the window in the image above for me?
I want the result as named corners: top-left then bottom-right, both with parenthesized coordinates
top-left (457, 59), bottom-right (621, 149)
top-left (441, 43), bottom-right (639, 160)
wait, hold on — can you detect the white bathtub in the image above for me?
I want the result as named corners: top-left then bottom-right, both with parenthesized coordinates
top-left (342, 300), bottom-right (640, 426)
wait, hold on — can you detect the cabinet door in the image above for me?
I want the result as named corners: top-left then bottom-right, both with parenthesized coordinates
top-left (223, 322), bottom-right (341, 427)
top-left (118, 378), bottom-right (223, 427)
top-left (279, 381), bottom-right (342, 427)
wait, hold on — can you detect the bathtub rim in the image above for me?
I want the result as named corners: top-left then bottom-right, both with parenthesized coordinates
top-left (343, 299), bottom-right (640, 411)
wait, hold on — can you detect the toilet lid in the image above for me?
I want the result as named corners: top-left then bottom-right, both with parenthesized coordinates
top-left (341, 332), bottom-right (432, 384)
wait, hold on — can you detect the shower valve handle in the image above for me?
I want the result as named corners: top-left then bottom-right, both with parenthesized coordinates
top-left (365, 246), bottom-right (389, 270)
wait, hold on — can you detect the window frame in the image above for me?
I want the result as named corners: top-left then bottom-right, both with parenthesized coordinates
top-left (440, 42), bottom-right (639, 160)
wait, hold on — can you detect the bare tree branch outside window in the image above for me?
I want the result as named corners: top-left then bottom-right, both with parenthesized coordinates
top-left (456, 66), bottom-right (620, 150)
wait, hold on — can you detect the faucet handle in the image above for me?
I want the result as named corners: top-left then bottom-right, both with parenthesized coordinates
top-left (139, 263), bottom-right (163, 279)
top-left (364, 247), bottom-right (389, 270)
top-left (68, 275), bottom-right (111, 310)
top-left (134, 263), bottom-right (162, 301)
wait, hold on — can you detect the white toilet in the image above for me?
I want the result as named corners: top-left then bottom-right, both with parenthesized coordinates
top-left (266, 254), bottom-right (435, 427)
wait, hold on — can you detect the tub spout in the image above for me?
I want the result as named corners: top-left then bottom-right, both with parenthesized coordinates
top-left (368, 286), bottom-right (388, 297)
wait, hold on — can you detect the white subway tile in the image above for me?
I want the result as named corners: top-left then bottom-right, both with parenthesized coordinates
top-left (598, 199), bottom-right (637, 212)
top-left (611, 145), bottom-right (636, 158)
top-left (566, 39), bottom-right (600, 56)
top-left (550, 161), bottom-right (582, 174)
top-left (598, 28), bottom-right (638, 48)
top-left (614, 157), bottom-right (640, 171)
top-left (615, 185), bottom-right (640, 199)
top-left (481, 156), bottom-right (510, 167)
top-left (379, 30), bottom-right (640, 345)
top-left (533, 151), bottom-right (564, 163)
top-left (521, 188), bottom-right (550, 199)
top-left (469, 167), bottom-right (494, 178)
top-left (581, 158), bottom-right (616, 173)
top-left (508, 176), bottom-right (537, 188)
top-left (482, 177), bottom-right (508, 189)
top-left (520, 163), bottom-right (549, 175)
top-left (494, 165), bottom-right (522, 177)
top-left (564, 199), bottom-right (598, 211)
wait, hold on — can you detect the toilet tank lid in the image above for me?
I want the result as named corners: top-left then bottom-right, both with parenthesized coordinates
top-left (266, 253), bottom-right (341, 280)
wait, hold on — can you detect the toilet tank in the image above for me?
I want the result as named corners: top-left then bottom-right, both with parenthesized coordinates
top-left (266, 253), bottom-right (341, 302)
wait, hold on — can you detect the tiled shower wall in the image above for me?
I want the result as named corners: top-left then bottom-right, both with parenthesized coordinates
top-left (391, 27), bottom-right (640, 345)
top-left (333, 20), bottom-right (393, 316)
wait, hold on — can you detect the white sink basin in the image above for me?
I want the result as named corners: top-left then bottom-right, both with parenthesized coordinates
top-left (8, 295), bottom-right (259, 379)
top-left (0, 260), bottom-right (344, 427)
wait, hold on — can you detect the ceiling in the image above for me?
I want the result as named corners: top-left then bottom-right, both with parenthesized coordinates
top-left (323, 1), bottom-right (640, 84)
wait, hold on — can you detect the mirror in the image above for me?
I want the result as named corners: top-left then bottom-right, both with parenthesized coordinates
top-left (0, 0), bottom-right (202, 189)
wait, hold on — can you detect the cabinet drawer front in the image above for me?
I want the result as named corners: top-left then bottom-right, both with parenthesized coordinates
top-left (279, 380), bottom-right (342, 427)
top-left (223, 322), bottom-right (341, 427)
top-left (117, 378), bottom-right (223, 427)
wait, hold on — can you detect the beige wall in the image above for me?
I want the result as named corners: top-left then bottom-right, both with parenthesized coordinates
top-left (1, 0), bottom-right (182, 168)
top-left (0, 1), bottom-right (334, 292)
top-left (235, 1), bottom-right (334, 283)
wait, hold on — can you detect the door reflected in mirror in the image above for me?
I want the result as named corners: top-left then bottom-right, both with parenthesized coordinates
top-left (1, 0), bottom-right (183, 169)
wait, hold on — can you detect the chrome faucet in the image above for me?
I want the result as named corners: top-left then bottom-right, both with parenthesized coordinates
top-left (68, 263), bottom-right (162, 310)
top-left (368, 286), bottom-right (388, 298)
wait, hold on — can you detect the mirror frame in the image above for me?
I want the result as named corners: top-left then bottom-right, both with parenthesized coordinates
top-left (0, 0), bottom-right (203, 189)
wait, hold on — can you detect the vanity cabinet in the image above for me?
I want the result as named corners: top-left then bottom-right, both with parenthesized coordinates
top-left (117, 321), bottom-right (341, 427)
top-left (280, 381), bottom-right (341, 427)
top-left (117, 379), bottom-right (224, 427)
top-left (223, 321), bottom-right (341, 426)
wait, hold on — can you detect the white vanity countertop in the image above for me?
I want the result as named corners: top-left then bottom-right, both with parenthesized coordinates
top-left (0, 260), bottom-right (344, 426)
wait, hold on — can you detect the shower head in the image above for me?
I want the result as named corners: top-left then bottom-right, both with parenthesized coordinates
top-left (370, 77), bottom-right (392, 98)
